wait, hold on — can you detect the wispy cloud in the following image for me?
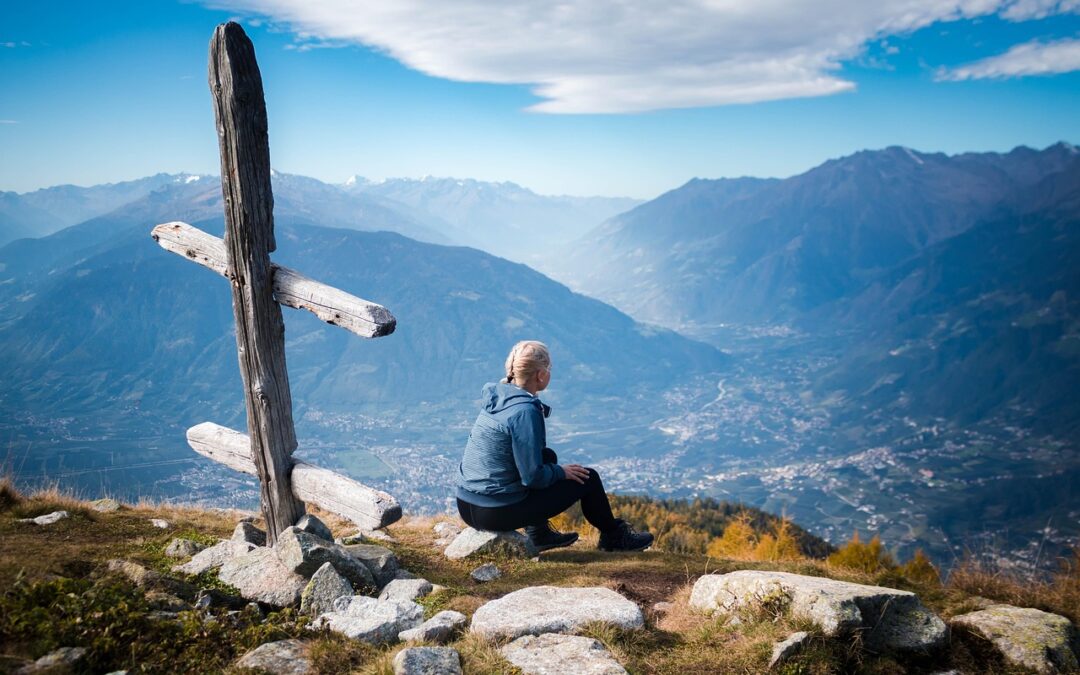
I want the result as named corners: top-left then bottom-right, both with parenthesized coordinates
top-left (937, 37), bottom-right (1080, 80)
top-left (0, 120), bottom-right (19, 124)
top-left (204, 0), bottom-right (1080, 113)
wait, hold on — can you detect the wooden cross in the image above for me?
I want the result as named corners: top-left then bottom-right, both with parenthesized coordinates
top-left (150, 22), bottom-right (400, 544)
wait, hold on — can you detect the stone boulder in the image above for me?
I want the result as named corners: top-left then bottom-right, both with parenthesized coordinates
top-left (232, 521), bottom-right (267, 546)
top-left (90, 498), bottom-right (121, 512)
top-left (235, 639), bottom-right (313, 675)
top-left (398, 610), bottom-right (468, 644)
top-left (690, 571), bottom-right (947, 652)
top-left (378, 578), bottom-right (433, 603)
top-left (106, 560), bottom-right (194, 597)
top-left (218, 546), bottom-right (308, 607)
top-left (471, 586), bottom-right (644, 640)
top-left (296, 514), bottom-right (334, 541)
top-left (301, 562), bottom-right (355, 617)
top-left (470, 563), bottom-right (501, 583)
top-left (14, 647), bottom-right (87, 675)
top-left (392, 646), bottom-right (462, 675)
top-left (769, 631), bottom-right (810, 669)
top-left (165, 538), bottom-right (206, 559)
top-left (311, 596), bottom-right (423, 644)
top-left (344, 543), bottom-right (400, 587)
top-left (173, 539), bottom-right (255, 575)
top-left (500, 633), bottom-right (627, 674)
top-left (276, 527), bottom-right (375, 589)
top-left (951, 604), bottom-right (1078, 673)
top-left (150, 518), bottom-right (169, 529)
top-left (444, 528), bottom-right (537, 560)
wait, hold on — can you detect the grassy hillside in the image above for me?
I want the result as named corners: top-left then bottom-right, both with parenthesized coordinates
top-left (0, 480), bottom-right (1076, 674)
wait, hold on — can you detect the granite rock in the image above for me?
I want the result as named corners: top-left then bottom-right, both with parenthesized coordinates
top-left (392, 646), bottom-right (461, 675)
top-left (471, 586), bottom-right (644, 640)
top-left (500, 633), bottom-right (627, 675)
top-left (690, 571), bottom-right (947, 652)
top-left (951, 604), bottom-right (1078, 673)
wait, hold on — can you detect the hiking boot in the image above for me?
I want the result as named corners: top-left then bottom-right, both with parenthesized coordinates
top-left (598, 519), bottom-right (654, 552)
top-left (524, 521), bottom-right (579, 552)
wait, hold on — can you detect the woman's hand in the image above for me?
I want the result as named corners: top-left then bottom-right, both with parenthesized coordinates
top-left (560, 464), bottom-right (590, 484)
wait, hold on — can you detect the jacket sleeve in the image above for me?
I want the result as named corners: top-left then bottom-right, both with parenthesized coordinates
top-left (508, 406), bottom-right (564, 489)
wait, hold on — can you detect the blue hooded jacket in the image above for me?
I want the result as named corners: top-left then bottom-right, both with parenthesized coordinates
top-left (456, 382), bottom-right (565, 507)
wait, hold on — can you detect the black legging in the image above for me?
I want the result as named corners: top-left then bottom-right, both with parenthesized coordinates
top-left (457, 448), bottom-right (617, 532)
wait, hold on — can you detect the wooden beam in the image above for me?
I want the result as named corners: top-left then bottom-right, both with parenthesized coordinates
top-left (152, 221), bottom-right (396, 338)
top-left (187, 422), bottom-right (402, 530)
top-left (209, 21), bottom-right (305, 543)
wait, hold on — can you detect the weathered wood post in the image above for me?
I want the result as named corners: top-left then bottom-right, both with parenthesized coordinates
top-left (208, 22), bottom-right (305, 543)
top-left (152, 21), bottom-right (401, 540)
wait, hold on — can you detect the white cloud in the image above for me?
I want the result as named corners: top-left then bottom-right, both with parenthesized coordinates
top-left (0, 120), bottom-right (19, 124)
top-left (205, 0), bottom-right (1080, 113)
top-left (938, 37), bottom-right (1080, 79)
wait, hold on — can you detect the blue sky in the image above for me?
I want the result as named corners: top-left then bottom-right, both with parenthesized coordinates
top-left (2, 0), bottom-right (1079, 198)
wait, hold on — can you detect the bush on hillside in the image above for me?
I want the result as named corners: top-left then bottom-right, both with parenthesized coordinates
top-left (827, 531), bottom-right (895, 574)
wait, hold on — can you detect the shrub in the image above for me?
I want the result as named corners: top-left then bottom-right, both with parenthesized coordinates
top-left (707, 512), bottom-right (758, 560)
top-left (827, 531), bottom-right (895, 574)
top-left (898, 549), bottom-right (941, 587)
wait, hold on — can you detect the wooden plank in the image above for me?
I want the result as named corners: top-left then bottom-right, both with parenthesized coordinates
top-left (209, 21), bottom-right (305, 544)
top-left (152, 221), bottom-right (396, 338)
top-left (187, 422), bottom-right (402, 530)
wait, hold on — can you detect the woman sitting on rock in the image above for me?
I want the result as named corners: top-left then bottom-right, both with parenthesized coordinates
top-left (456, 340), bottom-right (654, 553)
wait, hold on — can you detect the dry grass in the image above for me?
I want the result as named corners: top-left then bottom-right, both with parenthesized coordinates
top-left (945, 549), bottom-right (1080, 623)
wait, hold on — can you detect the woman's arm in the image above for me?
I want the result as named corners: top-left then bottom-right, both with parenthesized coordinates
top-left (509, 406), bottom-right (565, 488)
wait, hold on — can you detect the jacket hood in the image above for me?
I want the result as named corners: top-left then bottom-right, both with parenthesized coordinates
top-left (480, 382), bottom-right (549, 416)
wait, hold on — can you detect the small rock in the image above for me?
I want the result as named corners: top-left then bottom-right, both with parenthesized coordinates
top-left (394, 569), bottom-right (417, 580)
top-left (150, 518), bottom-right (169, 529)
top-left (147, 610), bottom-right (181, 622)
top-left (218, 546), bottom-right (308, 607)
top-left (951, 604), bottom-right (1079, 673)
top-left (146, 591), bottom-right (190, 612)
top-left (165, 538), bottom-right (206, 559)
top-left (301, 562), bottom-right (355, 617)
top-left (470, 563), bottom-right (501, 583)
top-left (18, 511), bottom-right (69, 526)
top-left (443, 528), bottom-right (537, 560)
top-left (500, 633), bottom-right (627, 675)
top-left (235, 639), bottom-right (313, 675)
top-left (232, 521), bottom-right (267, 546)
top-left (14, 647), bottom-right (87, 675)
top-left (106, 559), bottom-right (193, 597)
top-left (338, 530), bottom-right (396, 545)
top-left (238, 514), bottom-right (256, 523)
top-left (90, 498), bottom-right (121, 512)
top-left (433, 521), bottom-right (463, 537)
top-left (769, 631), bottom-right (810, 669)
top-left (690, 570), bottom-right (947, 652)
top-left (471, 586), bottom-right (644, 640)
top-left (173, 539), bottom-right (254, 575)
top-left (310, 596), bottom-right (423, 644)
top-left (652, 601), bottom-right (674, 614)
top-left (296, 514), bottom-right (333, 541)
top-left (343, 543), bottom-right (400, 587)
top-left (398, 610), bottom-right (468, 644)
top-left (195, 587), bottom-right (248, 610)
top-left (378, 578), bottom-right (433, 602)
top-left (430, 584), bottom-right (449, 595)
top-left (392, 646), bottom-right (462, 675)
top-left (276, 527), bottom-right (376, 589)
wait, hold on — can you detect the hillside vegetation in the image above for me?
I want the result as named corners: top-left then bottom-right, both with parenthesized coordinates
top-left (1, 480), bottom-right (1077, 673)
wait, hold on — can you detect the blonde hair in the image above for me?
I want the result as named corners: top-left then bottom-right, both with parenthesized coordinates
top-left (502, 340), bottom-right (551, 386)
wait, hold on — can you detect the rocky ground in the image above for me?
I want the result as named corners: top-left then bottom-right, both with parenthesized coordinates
top-left (0, 481), bottom-right (1077, 674)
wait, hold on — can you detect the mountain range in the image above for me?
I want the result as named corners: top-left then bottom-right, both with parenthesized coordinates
top-left (1, 143), bottom-right (1077, 571)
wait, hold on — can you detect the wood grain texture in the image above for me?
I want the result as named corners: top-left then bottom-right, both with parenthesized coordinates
top-left (152, 221), bottom-right (396, 338)
top-left (187, 422), bottom-right (402, 530)
top-left (209, 21), bottom-right (305, 543)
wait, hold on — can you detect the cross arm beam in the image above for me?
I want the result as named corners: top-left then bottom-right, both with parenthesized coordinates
top-left (187, 421), bottom-right (402, 530)
top-left (152, 221), bottom-right (396, 338)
